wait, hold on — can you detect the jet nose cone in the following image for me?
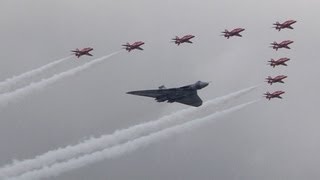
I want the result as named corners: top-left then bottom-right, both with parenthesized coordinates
top-left (201, 82), bottom-right (209, 88)
top-left (196, 81), bottom-right (209, 89)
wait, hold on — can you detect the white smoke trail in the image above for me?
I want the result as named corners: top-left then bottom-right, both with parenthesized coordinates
top-left (0, 85), bottom-right (258, 179)
top-left (8, 100), bottom-right (258, 180)
top-left (0, 56), bottom-right (72, 94)
top-left (0, 51), bottom-right (120, 108)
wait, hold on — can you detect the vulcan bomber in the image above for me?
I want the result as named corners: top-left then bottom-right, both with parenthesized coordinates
top-left (127, 81), bottom-right (209, 107)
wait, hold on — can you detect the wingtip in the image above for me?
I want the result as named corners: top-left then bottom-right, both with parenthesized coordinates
top-left (126, 91), bottom-right (138, 95)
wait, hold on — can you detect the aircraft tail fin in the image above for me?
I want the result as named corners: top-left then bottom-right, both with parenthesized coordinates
top-left (172, 36), bottom-right (179, 41)
top-left (71, 48), bottom-right (79, 53)
top-left (159, 85), bottom-right (166, 90)
top-left (122, 43), bottom-right (130, 47)
top-left (273, 21), bottom-right (280, 26)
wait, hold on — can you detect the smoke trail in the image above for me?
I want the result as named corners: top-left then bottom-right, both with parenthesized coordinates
top-left (0, 56), bottom-right (72, 94)
top-left (0, 85), bottom-right (257, 179)
top-left (9, 100), bottom-right (258, 180)
top-left (0, 51), bottom-right (120, 108)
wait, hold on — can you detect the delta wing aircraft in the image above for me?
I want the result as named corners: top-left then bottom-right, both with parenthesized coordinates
top-left (127, 81), bottom-right (209, 107)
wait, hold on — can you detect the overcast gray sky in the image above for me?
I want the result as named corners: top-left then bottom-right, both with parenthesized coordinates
top-left (1, 0), bottom-right (320, 179)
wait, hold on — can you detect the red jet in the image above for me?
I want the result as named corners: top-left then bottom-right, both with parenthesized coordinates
top-left (266, 75), bottom-right (287, 85)
top-left (221, 28), bottom-right (245, 39)
top-left (273, 20), bottom-right (297, 31)
top-left (71, 47), bottom-right (93, 58)
top-left (268, 58), bottom-right (290, 68)
top-left (270, 40), bottom-right (294, 51)
top-left (122, 41), bottom-right (145, 52)
top-left (264, 91), bottom-right (285, 100)
top-left (172, 35), bottom-right (195, 45)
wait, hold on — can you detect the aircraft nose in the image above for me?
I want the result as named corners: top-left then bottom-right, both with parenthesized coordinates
top-left (201, 82), bottom-right (209, 88)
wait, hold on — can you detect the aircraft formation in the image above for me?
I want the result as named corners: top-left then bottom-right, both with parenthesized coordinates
top-left (71, 20), bottom-right (296, 106)
top-left (264, 19), bottom-right (297, 100)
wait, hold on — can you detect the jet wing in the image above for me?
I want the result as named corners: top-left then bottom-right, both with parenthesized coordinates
top-left (126, 89), bottom-right (174, 98)
top-left (175, 92), bottom-right (203, 107)
top-left (127, 89), bottom-right (203, 107)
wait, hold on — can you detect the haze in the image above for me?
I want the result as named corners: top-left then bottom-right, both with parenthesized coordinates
top-left (0, 0), bottom-right (320, 179)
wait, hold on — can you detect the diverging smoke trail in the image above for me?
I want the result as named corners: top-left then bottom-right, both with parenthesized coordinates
top-left (0, 51), bottom-right (120, 108)
top-left (0, 56), bottom-right (72, 94)
top-left (9, 100), bottom-right (258, 180)
top-left (0, 85), bottom-right (257, 179)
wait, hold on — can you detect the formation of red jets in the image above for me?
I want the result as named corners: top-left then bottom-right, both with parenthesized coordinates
top-left (264, 19), bottom-right (297, 100)
top-left (70, 20), bottom-right (297, 101)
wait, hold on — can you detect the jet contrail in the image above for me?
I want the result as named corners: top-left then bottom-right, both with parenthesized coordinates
top-left (0, 56), bottom-right (72, 94)
top-left (0, 85), bottom-right (257, 179)
top-left (8, 100), bottom-right (258, 180)
top-left (0, 51), bottom-right (120, 108)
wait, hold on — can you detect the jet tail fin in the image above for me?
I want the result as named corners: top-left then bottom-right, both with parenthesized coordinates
top-left (122, 43), bottom-right (130, 47)
top-left (159, 85), bottom-right (166, 89)
top-left (172, 36), bottom-right (179, 40)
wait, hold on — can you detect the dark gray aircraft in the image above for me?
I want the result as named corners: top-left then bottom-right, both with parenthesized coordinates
top-left (127, 81), bottom-right (209, 107)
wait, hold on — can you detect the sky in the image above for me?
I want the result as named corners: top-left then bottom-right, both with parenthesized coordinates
top-left (0, 0), bottom-right (320, 179)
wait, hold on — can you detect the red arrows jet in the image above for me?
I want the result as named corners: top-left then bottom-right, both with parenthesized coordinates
top-left (270, 40), bottom-right (294, 51)
top-left (71, 47), bottom-right (93, 58)
top-left (172, 35), bottom-right (195, 45)
top-left (273, 20), bottom-right (297, 31)
top-left (268, 58), bottom-right (290, 68)
top-left (122, 41), bottom-right (145, 52)
top-left (266, 75), bottom-right (287, 85)
top-left (264, 91), bottom-right (285, 100)
top-left (221, 28), bottom-right (245, 39)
